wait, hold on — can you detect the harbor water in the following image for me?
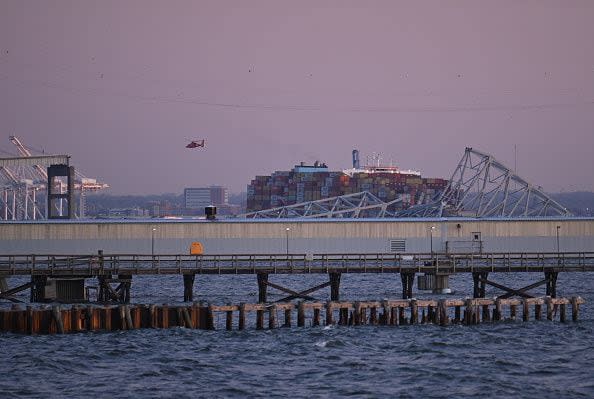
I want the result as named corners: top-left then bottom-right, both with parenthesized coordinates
top-left (1, 272), bottom-right (594, 398)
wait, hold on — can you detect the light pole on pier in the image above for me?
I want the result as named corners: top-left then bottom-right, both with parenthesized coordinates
top-left (151, 227), bottom-right (157, 257)
top-left (285, 227), bottom-right (290, 257)
top-left (430, 225), bottom-right (436, 255)
top-left (556, 225), bottom-right (561, 255)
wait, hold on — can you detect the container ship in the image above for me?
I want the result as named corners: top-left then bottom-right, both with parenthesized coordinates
top-left (246, 150), bottom-right (448, 212)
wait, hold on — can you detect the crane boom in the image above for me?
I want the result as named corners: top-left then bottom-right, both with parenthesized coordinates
top-left (9, 136), bottom-right (48, 180)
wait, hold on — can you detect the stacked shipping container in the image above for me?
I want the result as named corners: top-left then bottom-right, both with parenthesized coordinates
top-left (246, 163), bottom-right (448, 212)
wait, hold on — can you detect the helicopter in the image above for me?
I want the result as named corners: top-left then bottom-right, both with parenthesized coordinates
top-left (186, 139), bottom-right (205, 149)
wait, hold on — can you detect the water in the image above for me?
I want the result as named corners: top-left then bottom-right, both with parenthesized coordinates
top-left (2, 272), bottom-right (594, 398)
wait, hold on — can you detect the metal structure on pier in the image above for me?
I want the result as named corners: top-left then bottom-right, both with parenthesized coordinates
top-left (0, 136), bottom-right (108, 220)
top-left (243, 147), bottom-right (571, 219)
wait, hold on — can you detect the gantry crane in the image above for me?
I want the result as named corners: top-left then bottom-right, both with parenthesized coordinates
top-left (4, 136), bottom-right (109, 218)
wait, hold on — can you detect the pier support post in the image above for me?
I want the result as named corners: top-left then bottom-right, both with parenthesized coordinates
top-left (472, 272), bottom-right (488, 298)
top-left (329, 272), bottom-right (341, 301)
top-left (400, 272), bottom-right (415, 299)
top-left (118, 275), bottom-right (132, 303)
top-left (257, 273), bottom-right (268, 303)
top-left (30, 276), bottom-right (47, 302)
top-left (183, 274), bottom-right (195, 302)
top-left (0, 277), bottom-right (7, 294)
top-left (410, 300), bottom-right (418, 324)
top-left (545, 272), bottom-right (558, 298)
top-left (97, 276), bottom-right (108, 302)
top-left (325, 302), bottom-right (333, 326)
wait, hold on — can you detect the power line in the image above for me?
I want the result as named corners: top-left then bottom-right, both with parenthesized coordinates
top-left (2, 73), bottom-right (594, 114)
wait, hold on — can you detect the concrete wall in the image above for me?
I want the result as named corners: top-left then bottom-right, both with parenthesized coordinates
top-left (0, 218), bottom-right (593, 255)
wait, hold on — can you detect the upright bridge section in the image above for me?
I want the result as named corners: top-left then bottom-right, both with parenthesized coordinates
top-left (399, 147), bottom-right (571, 218)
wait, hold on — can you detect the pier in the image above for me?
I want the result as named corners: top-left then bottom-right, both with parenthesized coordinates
top-left (1, 251), bottom-right (594, 305)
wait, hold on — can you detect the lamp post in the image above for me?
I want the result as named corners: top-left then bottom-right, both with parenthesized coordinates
top-left (151, 227), bottom-right (157, 257)
top-left (430, 225), bottom-right (436, 255)
top-left (285, 227), bottom-right (290, 257)
top-left (556, 225), bottom-right (560, 254)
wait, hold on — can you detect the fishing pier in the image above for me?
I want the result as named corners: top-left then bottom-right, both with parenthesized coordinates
top-left (1, 251), bottom-right (593, 304)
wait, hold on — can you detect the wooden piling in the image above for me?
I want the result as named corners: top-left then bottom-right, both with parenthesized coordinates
top-left (534, 303), bottom-right (542, 321)
top-left (545, 297), bottom-right (553, 321)
top-left (125, 305), bottom-right (134, 329)
top-left (207, 305), bottom-right (215, 330)
top-left (383, 302), bottom-right (391, 326)
top-left (52, 305), bottom-right (64, 334)
top-left (103, 306), bottom-right (112, 331)
top-left (454, 306), bottom-right (461, 323)
top-left (464, 299), bottom-right (473, 325)
top-left (510, 304), bottom-right (517, 321)
top-left (360, 306), bottom-right (367, 325)
top-left (494, 299), bottom-right (502, 322)
top-left (226, 306), bottom-right (233, 331)
top-left (325, 302), bottom-right (333, 326)
top-left (161, 305), bottom-right (169, 329)
top-left (522, 299), bottom-right (530, 322)
top-left (313, 307), bottom-right (320, 327)
top-left (269, 305), bottom-right (277, 329)
top-left (353, 302), bottom-right (361, 326)
top-left (182, 307), bottom-right (193, 329)
top-left (297, 302), bottom-right (305, 327)
top-left (284, 307), bottom-right (292, 327)
top-left (410, 300), bottom-right (418, 325)
top-left (438, 299), bottom-right (448, 326)
top-left (482, 305), bottom-right (491, 322)
top-left (256, 308), bottom-right (264, 330)
top-left (238, 303), bottom-right (246, 330)
top-left (370, 306), bottom-right (378, 325)
top-left (149, 305), bottom-right (156, 328)
top-left (571, 297), bottom-right (579, 322)
top-left (118, 305), bottom-right (127, 330)
top-left (176, 307), bottom-right (184, 327)
top-left (560, 303), bottom-right (566, 322)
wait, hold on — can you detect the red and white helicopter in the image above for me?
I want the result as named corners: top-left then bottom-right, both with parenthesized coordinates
top-left (186, 139), bottom-right (205, 149)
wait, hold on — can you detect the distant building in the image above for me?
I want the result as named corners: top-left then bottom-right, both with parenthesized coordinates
top-left (184, 186), bottom-right (229, 209)
top-left (246, 157), bottom-right (448, 212)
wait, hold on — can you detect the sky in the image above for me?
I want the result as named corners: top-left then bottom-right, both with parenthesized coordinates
top-left (1, 0), bottom-right (593, 195)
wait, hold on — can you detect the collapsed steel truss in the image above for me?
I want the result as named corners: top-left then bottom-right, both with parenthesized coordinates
top-left (242, 147), bottom-right (570, 219)
top-left (417, 147), bottom-right (570, 218)
top-left (243, 191), bottom-right (404, 219)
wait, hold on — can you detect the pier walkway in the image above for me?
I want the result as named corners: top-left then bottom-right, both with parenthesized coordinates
top-left (2, 251), bottom-right (594, 276)
top-left (1, 252), bottom-right (594, 304)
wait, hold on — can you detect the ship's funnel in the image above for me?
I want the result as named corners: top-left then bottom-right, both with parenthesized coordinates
top-left (352, 149), bottom-right (360, 169)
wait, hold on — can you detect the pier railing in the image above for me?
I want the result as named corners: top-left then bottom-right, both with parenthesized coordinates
top-left (1, 252), bottom-right (594, 276)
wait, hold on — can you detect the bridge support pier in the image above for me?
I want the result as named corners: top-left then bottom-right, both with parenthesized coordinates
top-left (473, 272), bottom-right (489, 298)
top-left (545, 271), bottom-right (558, 298)
top-left (401, 272), bottom-right (415, 299)
top-left (257, 273), bottom-right (268, 303)
top-left (183, 274), bottom-right (195, 302)
top-left (329, 272), bottom-right (341, 301)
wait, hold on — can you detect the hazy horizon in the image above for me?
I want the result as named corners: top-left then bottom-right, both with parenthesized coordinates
top-left (2, 1), bottom-right (593, 195)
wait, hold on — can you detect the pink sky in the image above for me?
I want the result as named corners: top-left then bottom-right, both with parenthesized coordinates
top-left (1, 1), bottom-right (593, 194)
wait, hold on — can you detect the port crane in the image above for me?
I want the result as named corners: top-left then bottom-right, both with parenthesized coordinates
top-left (0, 136), bottom-right (109, 219)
